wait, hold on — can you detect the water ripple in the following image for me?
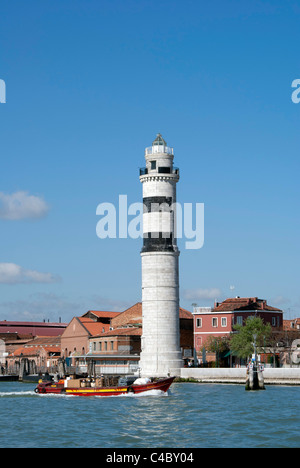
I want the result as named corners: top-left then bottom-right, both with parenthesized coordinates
top-left (0, 382), bottom-right (299, 448)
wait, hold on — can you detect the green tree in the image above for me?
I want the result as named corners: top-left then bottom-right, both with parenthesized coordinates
top-left (230, 317), bottom-right (271, 360)
top-left (204, 335), bottom-right (230, 354)
top-left (202, 336), bottom-right (231, 367)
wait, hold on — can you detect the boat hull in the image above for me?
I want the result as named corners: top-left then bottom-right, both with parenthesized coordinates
top-left (35, 377), bottom-right (175, 396)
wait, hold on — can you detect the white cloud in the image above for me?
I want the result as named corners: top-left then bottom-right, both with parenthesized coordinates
top-left (0, 293), bottom-right (80, 322)
top-left (0, 263), bottom-right (60, 284)
top-left (0, 293), bottom-right (134, 323)
top-left (0, 191), bottom-right (49, 220)
top-left (182, 288), bottom-right (223, 302)
top-left (270, 296), bottom-right (291, 306)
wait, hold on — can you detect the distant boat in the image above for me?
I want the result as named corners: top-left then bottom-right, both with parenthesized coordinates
top-left (0, 375), bottom-right (19, 382)
top-left (21, 374), bottom-right (41, 383)
top-left (34, 376), bottom-right (175, 396)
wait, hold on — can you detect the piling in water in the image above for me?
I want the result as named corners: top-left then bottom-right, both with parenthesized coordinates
top-left (245, 365), bottom-right (265, 391)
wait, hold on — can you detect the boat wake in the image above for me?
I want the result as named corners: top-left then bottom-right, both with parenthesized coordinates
top-left (0, 390), bottom-right (36, 397)
top-left (0, 388), bottom-right (170, 398)
top-left (97, 389), bottom-right (169, 398)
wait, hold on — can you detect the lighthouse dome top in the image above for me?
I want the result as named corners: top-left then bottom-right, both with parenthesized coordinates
top-left (145, 133), bottom-right (174, 156)
top-left (152, 133), bottom-right (167, 146)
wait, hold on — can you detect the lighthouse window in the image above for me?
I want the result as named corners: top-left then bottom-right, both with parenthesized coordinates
top-left (158, 167), bottom-right (171, 174)
top-left (151, 161), bottom-right (156, 170)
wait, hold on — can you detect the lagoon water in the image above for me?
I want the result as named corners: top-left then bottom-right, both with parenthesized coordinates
top-left (0, 381), bottom-right (299, 448)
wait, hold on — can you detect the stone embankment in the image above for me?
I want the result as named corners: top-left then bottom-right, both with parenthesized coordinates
top-left (180, 368), bottom-right (300, 385)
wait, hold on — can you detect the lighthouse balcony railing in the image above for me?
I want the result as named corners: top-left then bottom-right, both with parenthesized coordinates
top-left (139, 168), bottom-right (148, 176)
top-left (145, 145), bottom-right (174, 155)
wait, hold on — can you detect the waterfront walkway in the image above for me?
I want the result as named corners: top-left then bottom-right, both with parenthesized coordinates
top-left (180, 367), bottom-right (300, 385)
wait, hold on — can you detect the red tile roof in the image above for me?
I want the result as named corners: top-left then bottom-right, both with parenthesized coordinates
top-left (43, 346), bottom-right (60, 354)
top-left (212, 297), bottom-right (282, 312)
top-left (9, 341), bottom-right (61, 357)
top-left (94, 327), bottom-right (142, 338)
top-left (10, 347), bottom-right (40, 357)
top-left (283, 318), bottom-right (300, 330)
top-left (24, 336), bottom-right (61, 347)
top-left (77, 317), bottom-right (110, 336)
top-left (111, 302), bottom-right (192, 326)
top-left (179, 308), bottom-right (193, 319)
top-left (0, 321), bottom-right (67, 337)
top-left (87, 310), bottom-right (121, 318)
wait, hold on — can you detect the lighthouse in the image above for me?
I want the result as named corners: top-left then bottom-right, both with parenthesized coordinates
top-left (139, 134), bottom-right (183, 377)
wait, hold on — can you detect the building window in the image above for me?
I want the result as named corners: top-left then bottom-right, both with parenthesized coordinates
top-left (93, 342), bottom-right (96, 351)
top-left (196, 336), bottom-right (202, 347)
top-left (236, 316), bottom-right (243, 326)
top-left (151, 161), bottom-right (156, 170)
top-left (196, 318), bottom-right (202, 328)
top-left (99, 342), bottom-right (102, 351)
top-left (272, 317), bottom-right (276, 327)
top-left (104, 341), bottom-right (107, 351)
top-left (221, 317), bottom-right (227, 327)
top-left (212, 318), bottom-right (218, 328)
top-left (110, 341), bottom-right (114, 351)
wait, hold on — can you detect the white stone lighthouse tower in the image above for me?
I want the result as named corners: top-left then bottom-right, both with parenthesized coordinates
top-left (139, 134), bottom-right (183, 377)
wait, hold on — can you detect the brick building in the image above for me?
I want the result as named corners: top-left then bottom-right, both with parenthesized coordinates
top-left (84, 327), bottom-right (142, 375)
top-left (193, 297), bottom-right (283, 356)
top-left (0, 332), bottom-right (34, 357)
top-left (0, 321), bottom-right (67, 373)
top-left (60, 311), bottom-right (120, 360)
top-left (91, 327), bottom-right (142, 355)
top-left (7, 336), bottom-right (61, 372)
top-left (0, 320), bottom-right (68, 337)
top-left (283, 318), bottom-right (300, 331)
top-left (110, 302), bottom-right (193, 357)
top-left (66, 303), bottom-right (193, 374)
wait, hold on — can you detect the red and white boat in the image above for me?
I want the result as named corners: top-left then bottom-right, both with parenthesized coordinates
top-left (34, 376), bottom-right (175, 397)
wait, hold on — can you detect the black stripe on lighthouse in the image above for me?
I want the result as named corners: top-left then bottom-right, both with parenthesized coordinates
top-left (142, 196), bottom-right (174, 253)
top-left (142, 233), bottom-right (174, 253)
top-left (143, 196), bottom-right (172, 213)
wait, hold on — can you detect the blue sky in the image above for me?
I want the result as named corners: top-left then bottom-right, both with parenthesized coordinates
top-left (0, 0), bottom-right (299, 322)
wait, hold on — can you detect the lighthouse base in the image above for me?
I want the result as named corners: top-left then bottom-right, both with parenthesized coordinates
top-left (139, 351), bottom-right (183, 378)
